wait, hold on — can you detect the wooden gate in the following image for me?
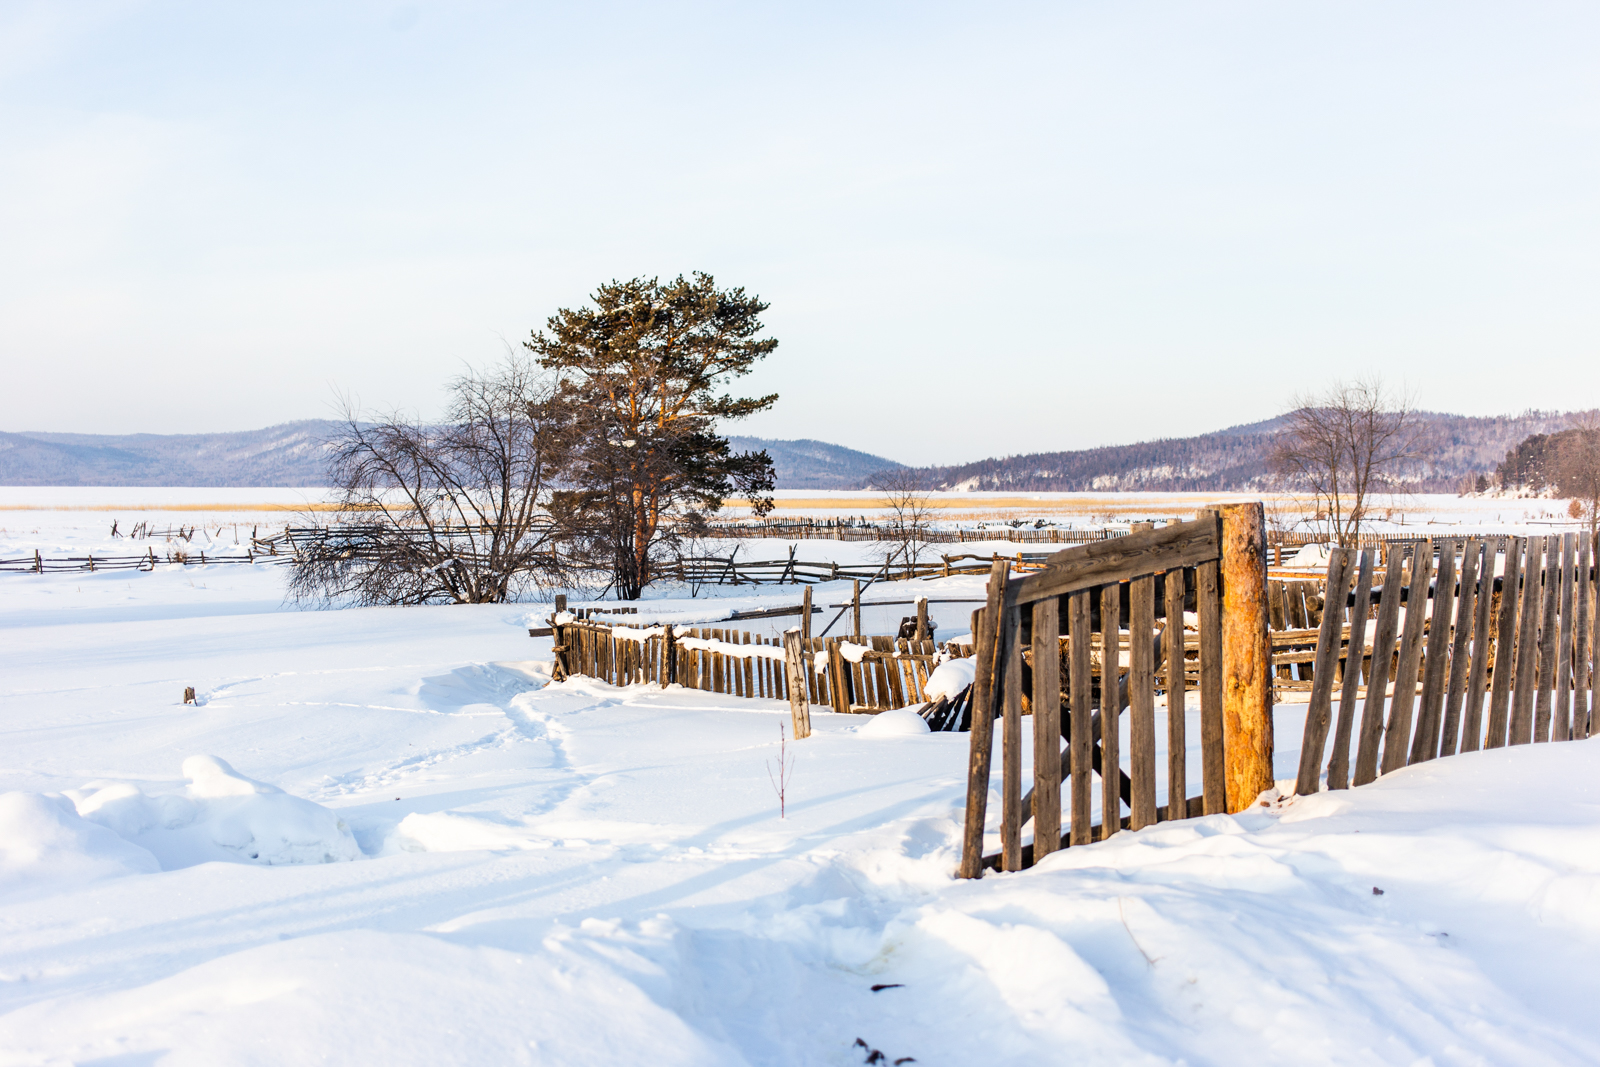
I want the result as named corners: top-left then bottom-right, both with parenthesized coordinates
top-left (958, 505), bottom-right (1274, 878)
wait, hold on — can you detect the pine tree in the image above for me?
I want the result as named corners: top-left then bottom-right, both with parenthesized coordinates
top-left (528, 273), bottom-right (777, 598)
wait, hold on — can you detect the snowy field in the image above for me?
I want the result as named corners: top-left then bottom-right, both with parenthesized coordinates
top-left (4, 492), bottom-right (1600, 1064)
top-left (728, 490), bottom-right (1584, 532)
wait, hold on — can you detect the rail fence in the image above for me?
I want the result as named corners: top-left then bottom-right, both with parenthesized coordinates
top-left (704, 518), bottom-right (1527, 551)
top-left (0, 543), bottom-right (292, 573)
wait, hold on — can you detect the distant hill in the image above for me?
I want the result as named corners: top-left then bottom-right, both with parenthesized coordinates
top-left (6, 411), bottom-right (1585, 493)
top-left (0, 424), bottom-right (903, 489)
top-left (0, 422), bottom-right (339, 487)
top-left (727, 437), bottom-right (903, 489)
top-left (909, 411), bottom-right (1595, 494)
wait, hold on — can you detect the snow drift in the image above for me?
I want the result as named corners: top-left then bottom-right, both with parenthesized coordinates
top-left (62, 755), bottom-right (361, 870)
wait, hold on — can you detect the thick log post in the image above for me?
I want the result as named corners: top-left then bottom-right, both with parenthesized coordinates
top-left (1219, 502), bottom-right (1273, 813)
top-left (782, 628), bottom-right (813, 740)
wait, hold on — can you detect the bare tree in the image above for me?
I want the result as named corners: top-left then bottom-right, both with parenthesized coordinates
top-left (1270, 377), bottom-right (1430, 548)
top-left (871, 467), bottom-right (935, 574)
top-left (1558, 415), bottom-right (1600, 540)
top-left (288, 354), bottom-right (569, 605)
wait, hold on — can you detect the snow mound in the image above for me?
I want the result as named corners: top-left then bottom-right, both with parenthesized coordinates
top-left (1287, 542), bottom-right (1333, 568)
top-left (0, 928), bottom-right (745, 1067)
top-left (66, 756), bottom-right (361, 869)
top-left (0, 791), bottom-right (159, 896)
top-left (857, 707), bottom-right (931, 737)
top-left (391, 811), bottom-right (552, 853)
top-left (183, 753), bottom-right (282, 797)
top-left (922, 657), bottom-right (975, 701)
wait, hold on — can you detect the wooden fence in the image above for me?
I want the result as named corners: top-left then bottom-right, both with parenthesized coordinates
top-left (672, 549), bottom-right (1053, 586)
top-left (706, 517), bottom-right (1542, 552)
top-left (1295, 533), bottom-right (1598, 795)
top-left (0, 544), bottom-right (290, 573)
top-left (953, 505), bottom-right (1294, 879)
top-left (705, 519), bottom-right (1132, 545)
top-left (550, 617), bottom-right (968, 713)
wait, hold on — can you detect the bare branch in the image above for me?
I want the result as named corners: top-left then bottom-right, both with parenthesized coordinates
top-left (1270, 376), bottom-right (1431, 547)
top-left (287, 353), bottom-right (571, 606)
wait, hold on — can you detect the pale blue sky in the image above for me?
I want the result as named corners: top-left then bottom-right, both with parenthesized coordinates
top-left (2, 2), bottom-right (1597, 464)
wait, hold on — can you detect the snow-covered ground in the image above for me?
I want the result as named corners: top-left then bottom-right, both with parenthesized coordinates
top-left (4, 493), bottom-right (1600, 1064)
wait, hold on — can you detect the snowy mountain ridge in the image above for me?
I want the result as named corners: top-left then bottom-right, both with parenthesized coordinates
top-left (0, 425), bottom-right (904, 490)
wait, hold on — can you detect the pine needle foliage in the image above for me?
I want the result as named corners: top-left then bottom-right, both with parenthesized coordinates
top-left (528, 273), bottom-right (778, 599)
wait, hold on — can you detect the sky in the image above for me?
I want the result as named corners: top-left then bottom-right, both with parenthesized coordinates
top-left (1, 2), bottom-right (1597, 466)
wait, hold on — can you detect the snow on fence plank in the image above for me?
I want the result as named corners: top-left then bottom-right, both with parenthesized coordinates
top-left (545, 612), bottom-right (972, 715)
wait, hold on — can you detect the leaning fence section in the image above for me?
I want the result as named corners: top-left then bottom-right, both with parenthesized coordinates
top-left (955, 510), bottom-right (1268, 879)
top-left (1296, 533), bottom-right (1598, 795)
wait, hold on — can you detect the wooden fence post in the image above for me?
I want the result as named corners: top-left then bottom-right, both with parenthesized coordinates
top-left (852, 579), bottom-right (862, 639)
top-left (551, 621), bottom-right (569, 682)
top-left (829, 637), bottom-right (851, 712)
top-left (1219, 501), bottom-right (1273, 813)
top-left (662, 624), bottom-right (676, 688)
top-left (801, 585), bottom-right (812, 641)
top-left (782, 628), bottom-right (812, 739)
top-left (958, 559), bottom-right (1010, 879)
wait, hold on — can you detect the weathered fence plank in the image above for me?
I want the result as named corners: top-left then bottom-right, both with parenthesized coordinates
top-left (1010, 518), bottom-right (1222, 607)
top-left (1439, 540), bottom-right (1482, 757)
top-left (1031, 598), bottom-right (1062, 861)
top-left (782, 629), bottom-right (812, 740)
top-left (1100, 582), bottom-right (1122, 840)
top-left (1486, 537), bottom-right (1525, 748)
top-left (1129, 572), bottom-right (1158, 830)
top-left (958, 561), bottom-right (1010, 879)
top-left (1535, 537), bottom-right (1561, 743)
top-left (1069, 590), bottom-right (1095, 844)
top-left (1409, 541), bottom-right (1456, 765)
top-left (1198, 549), bottom-right (1225, 815)
top-left (1461, 540), bottom-right (1499, 753)
top-left (1555, 534), bottom-right (1576, 741)
top-left (1577, 535), bottom-right (1593, 740)
top-left (1294, 546), bottom-right (1351, 794)
top-left (1000, 608), bottom-right (1024, 872)
top-left (1355, 544), bottom-right (1406, 785)
top-left (1327, 547), bottom-right (1375, 790)
top-left (1163, 566), bottom-right (1188, 816)
top-left (1510, 537), bottom-right (1544, 745)
top-left (1382, 540), bottom-right (1433, 776)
